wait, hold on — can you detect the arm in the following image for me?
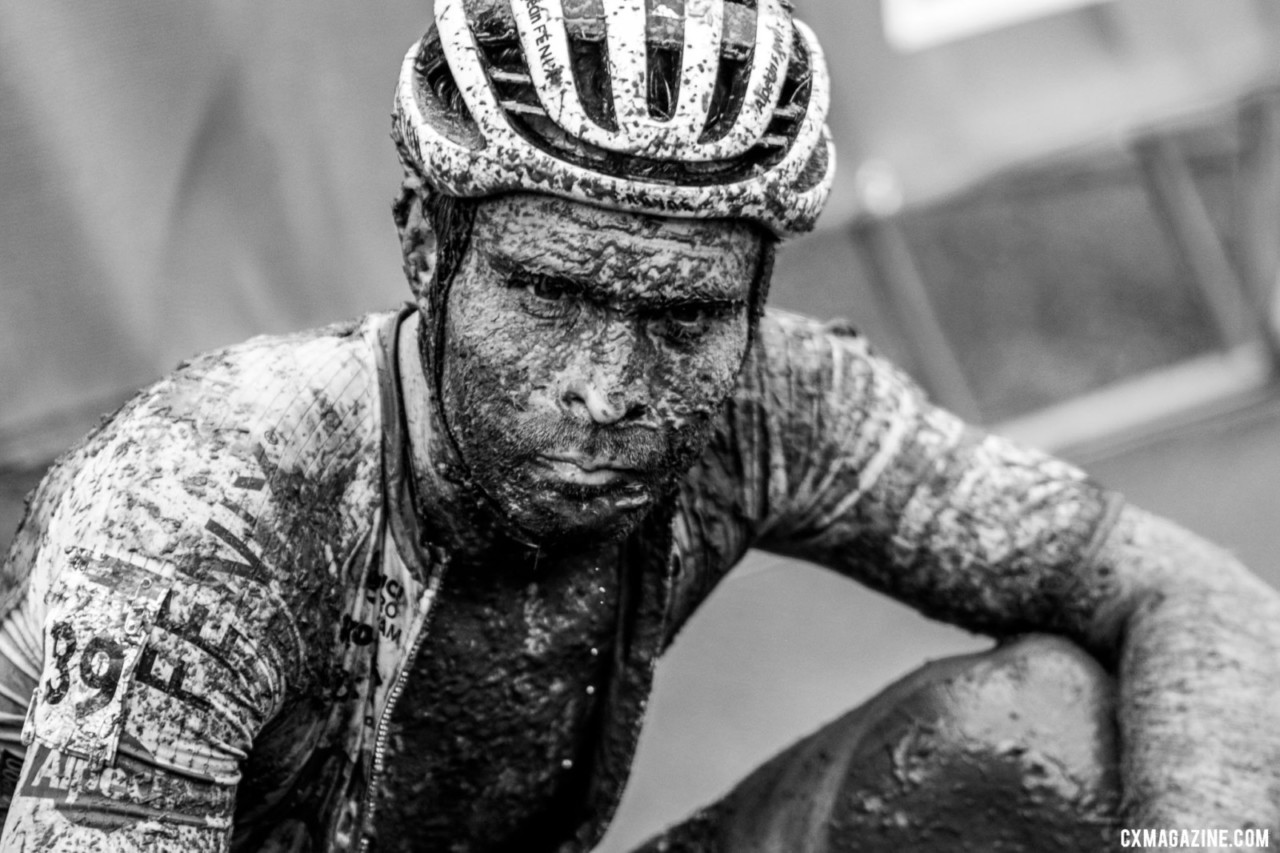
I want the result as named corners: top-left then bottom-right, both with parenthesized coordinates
top-left (0, 548), bottom-right (255, 852)
top-left (742, 311), bottom-right (1280, 834)
top-left (0, 545), bottom-right (296, 852)
top-left (1089, 508), bottom-right (1280, 832)
top-left (2, 744), bottom-right (235, 852)
top-left (0, 429), bottom-right (295, 851)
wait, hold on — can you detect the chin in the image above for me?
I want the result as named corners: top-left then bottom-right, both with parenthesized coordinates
top-left (506, 487), bottom-right (658, 550)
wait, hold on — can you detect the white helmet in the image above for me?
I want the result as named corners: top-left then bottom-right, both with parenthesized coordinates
top-left (393, 0), bottom-right (836, 237)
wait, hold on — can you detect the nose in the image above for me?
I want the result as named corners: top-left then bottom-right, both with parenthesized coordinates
top-left (559, 321), bottom-right (648, 426)
top-left (561, 379), bottom-right (645, 426)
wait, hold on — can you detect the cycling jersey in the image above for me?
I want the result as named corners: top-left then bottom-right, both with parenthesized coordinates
top-left (0, 306), bottom-right (1119, 852)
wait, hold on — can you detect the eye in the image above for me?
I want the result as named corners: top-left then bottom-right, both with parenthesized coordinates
top-left (649, 303), bottom-right (733, 344)
top-left (668, 304), bottom-right (711, 326)
top-left (510, 274), bottom-right (577, 319)
top-left (527, 276), bottom-right (567, 302)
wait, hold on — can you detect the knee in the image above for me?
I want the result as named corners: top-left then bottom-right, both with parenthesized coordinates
top-left (825, 634), bottom-right (1121, 851)
top-left (904, 633), bottom-right (1117, 764)
top-left (658, 637), bottom-right (1121, 853)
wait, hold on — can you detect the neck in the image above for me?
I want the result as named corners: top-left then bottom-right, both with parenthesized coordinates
top-left (396, 310), bottom-right (509, 561)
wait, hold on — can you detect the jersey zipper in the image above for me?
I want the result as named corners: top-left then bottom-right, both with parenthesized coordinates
top-left (583, 552), bottom-right (675, 849)
top-left (588, 661), bottom-right (657, 848)
top-left (356, 560), bottom-right (448, 853)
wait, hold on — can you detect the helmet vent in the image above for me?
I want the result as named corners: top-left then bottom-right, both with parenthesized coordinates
top-left (757, 29), bottom-right (810, 150)
top-left (644, 0), bottom-right (682, 121)
top-left (504, 108), bottom-right (790, 186)
top-left (569, 32), bottom-right (619, 131)
top-left (698, 0), bottom-right (791, 145)
top-left (478, 41), bottom-right (545, 116)
top-left (698, 55), bottom-right (747, 144)
top-left (414, 28), bottom-right (481, 144)
top-left (647, 44), bottom-right (682, 121)
top-left (475, 31), bottom-right (623, 134)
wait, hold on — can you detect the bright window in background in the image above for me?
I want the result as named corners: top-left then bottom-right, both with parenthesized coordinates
top-left (882, 0), bottom-right (1119, 51)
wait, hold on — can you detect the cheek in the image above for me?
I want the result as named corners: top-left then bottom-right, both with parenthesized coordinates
top-left (445, 292), bottom-right (554, 405)
top-left (649, 321), bottom-right (749, 423)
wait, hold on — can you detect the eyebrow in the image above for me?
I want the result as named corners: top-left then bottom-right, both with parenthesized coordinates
top-left (489, 254), bottom-right (748, 306)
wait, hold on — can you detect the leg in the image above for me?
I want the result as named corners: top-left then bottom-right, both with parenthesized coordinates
top-left (633, 635), bottom-right (1120, 852)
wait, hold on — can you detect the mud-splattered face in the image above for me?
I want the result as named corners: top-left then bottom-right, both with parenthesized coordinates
top-left (436, 194), bottom-right (761, 545)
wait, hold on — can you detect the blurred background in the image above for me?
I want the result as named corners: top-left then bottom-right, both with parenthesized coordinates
top-left (2, 0), bottom-right (1280, 849)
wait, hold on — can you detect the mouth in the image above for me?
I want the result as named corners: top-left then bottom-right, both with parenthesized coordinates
top-left (539, 452), bottom-right (637, 483)
top-left (535, 454), bottom-right (652, 507)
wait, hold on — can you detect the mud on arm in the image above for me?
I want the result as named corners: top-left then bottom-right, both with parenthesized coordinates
top-left (1086, 507), bottom-right (1280, 834)
top-left (0, 536), bottom-right (302, 852)
top-left (0, 486), bottom-right (295, 851)
top-left (746, 312), bottom-right (1280, 835)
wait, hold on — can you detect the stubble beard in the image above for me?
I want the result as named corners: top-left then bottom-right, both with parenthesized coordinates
top-left (440, 358), bottom-right (718, 551)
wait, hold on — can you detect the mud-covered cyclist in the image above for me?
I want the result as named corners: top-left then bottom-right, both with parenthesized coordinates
top-left (1, 1), bottom-right (1278, 850)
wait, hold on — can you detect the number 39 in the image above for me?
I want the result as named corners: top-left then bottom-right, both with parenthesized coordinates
top-left (45, 621), bottom-right (125, 716)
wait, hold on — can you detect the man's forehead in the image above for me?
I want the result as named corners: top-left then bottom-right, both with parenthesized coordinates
top-left (472, 195), bottom-right (760, 302)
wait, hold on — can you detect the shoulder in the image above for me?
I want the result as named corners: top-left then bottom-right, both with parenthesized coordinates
top-left (161, 313), bottom-right (389, 436)
top-left (665, 310), bottom-right (870, 616)
top-left (744, 308), bottom-right (884, 392)
top-left (755, 308), bottom-right (866, 359)
top-left (100, 312), bottom-right (389, 470)
top-left (5, 312), bottom-right (396, 624)
top-left (43, 314), bottom-right (388, 511)
top-left (673, 307), bottom-right (936, 564)
top-left (721, 307), bottom-right (919, 442)
top-left (6, 315), bottom-right (398, 774)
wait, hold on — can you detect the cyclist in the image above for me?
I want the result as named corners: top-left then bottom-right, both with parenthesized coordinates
top-left (1, 0), bottom-right (1277, 850)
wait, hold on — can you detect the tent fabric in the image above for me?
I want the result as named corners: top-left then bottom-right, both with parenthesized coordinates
top-left (3, 0), bottom-right (1280, 462)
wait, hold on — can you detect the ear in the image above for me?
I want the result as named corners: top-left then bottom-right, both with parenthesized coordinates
top-left (393, 172), bottom-right (437, 304)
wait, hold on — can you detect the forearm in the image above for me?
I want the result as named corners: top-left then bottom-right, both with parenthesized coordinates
top-left (1091, 506), bottom-right (1280, 835)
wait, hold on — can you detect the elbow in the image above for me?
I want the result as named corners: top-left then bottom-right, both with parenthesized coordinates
top-left (1079, 505), bottom-right (1279, 662)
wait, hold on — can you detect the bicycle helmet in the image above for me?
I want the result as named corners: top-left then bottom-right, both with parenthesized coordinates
top-left (393, 0), bottom-right (835, 237)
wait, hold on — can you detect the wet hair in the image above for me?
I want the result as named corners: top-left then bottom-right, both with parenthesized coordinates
top-left (390, 172), bottom-right (475, 393)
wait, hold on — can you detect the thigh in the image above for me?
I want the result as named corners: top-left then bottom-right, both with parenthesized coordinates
top-left (631, 635), bottom-right (1120, 853)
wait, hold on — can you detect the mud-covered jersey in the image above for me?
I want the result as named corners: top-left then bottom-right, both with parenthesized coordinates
top-left (0, 307), bottom-right (1118, 852)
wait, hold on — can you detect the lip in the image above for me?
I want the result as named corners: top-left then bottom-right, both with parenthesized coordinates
top-left (538, 453), bottom-right (640, 487)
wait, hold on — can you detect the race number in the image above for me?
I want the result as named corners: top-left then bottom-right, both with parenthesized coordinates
top-left (23, 549), bottom-right (175, 768)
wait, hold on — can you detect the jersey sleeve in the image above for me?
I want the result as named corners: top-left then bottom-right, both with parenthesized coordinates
top-left (0, 404), bottom-right (299, 850)
top-left (728, 311), bottom-right (1122, 637)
